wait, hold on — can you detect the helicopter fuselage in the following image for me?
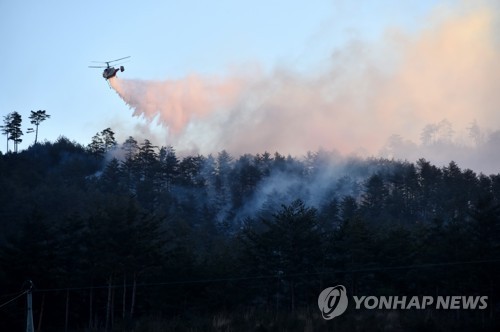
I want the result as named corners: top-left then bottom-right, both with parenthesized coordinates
top-left (102, 66), bottom-right (124, 80)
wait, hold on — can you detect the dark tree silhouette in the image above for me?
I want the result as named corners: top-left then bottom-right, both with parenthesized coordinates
top-left (28, 110), bottom-right (51, 144)
top-left (0, 133), bottom-right (499, 331)
top-left (5, 112), bottom-right (23, 153)
top-left (242, 200), bottom-right (325, 310)
top-left (0, 113), bottom-right (12, 152)
top-left (88, 128), bottom-right (117, 156)
top-left (361, 173), bottom-right (388, 221)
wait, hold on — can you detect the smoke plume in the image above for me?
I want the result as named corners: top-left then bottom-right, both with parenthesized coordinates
top-left (110, 0), bottom-right (500, 173)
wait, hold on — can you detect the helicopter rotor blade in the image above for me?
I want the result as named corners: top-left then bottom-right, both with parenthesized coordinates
top-left (109, 56), bottom-right (131, 63)
top-left (111, 60), bottom-right (130, 67)
top-left (88, 65), bottom-right (106, 68)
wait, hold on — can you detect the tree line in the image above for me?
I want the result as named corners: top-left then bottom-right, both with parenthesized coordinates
top-left (0, 130), bottom-right (499, 331)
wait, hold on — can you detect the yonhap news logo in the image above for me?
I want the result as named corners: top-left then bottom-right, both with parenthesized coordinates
top-left (317, 285), bottom-right (348, 320)
top-left (318, 285), bottom-right (488, 320)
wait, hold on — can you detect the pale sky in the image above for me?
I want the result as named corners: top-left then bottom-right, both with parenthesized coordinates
top-left (0, 0), bottom-right (474, 153)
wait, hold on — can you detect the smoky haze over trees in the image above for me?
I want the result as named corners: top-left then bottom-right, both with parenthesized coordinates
top-left (107, 1), bottom-right (500, 174)
top-left (0, 131), bottom-right (499, 331)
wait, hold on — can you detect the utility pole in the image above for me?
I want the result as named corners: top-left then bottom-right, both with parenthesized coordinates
top-left (26, 280), bottom-right (34, 332)
top-left (65, 289), bottom-right (70, 332)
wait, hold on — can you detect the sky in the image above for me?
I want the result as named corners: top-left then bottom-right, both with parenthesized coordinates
top-left (1, 1), bottom-right (499, 172)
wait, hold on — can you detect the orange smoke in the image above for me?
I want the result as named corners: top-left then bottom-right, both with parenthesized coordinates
top-left (110, 74), bottom-right (245, 135)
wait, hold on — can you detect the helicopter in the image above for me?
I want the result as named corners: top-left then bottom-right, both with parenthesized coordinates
top-left (89, 56), bottom-right (130, 80)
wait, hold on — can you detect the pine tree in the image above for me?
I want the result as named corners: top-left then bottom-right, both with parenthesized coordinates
top-left (101, 128), bottom-right (117, 151)
top-left (3, 112), bottom-right (23, 153)
top-left (88, 132), bottom-right (105, 156)
top-left (121, 136), bottom-right (140, 192)
top-left (0, 114), bottom-right (12, 152)
top-left (100, 158), bottom-right (124, 193)
top-left (159, 145), bottom-right (179, 192)
top-left (361, 173), bottom-right (388, 221)
top-left (178, 155), bottom-right (206, 187)
top-left (137, 139), bottom-right (159, 178)
top-left (28, 110), bottom-right (51, 144)
top-left (241, 200), bottom-right (324, 309)
top-left (88, 128), bottom-right (117, 156)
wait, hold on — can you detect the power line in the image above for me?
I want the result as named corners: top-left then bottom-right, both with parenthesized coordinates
top-left (29, 257), bottom-right (500, 294)
top-left (0, 290), bottom-right (27, 309)
top-left (0, 290), bottom-right (28, 299)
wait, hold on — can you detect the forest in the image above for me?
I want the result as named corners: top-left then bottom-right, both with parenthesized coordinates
top-left (0, 129), bottom-right (499, 331)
